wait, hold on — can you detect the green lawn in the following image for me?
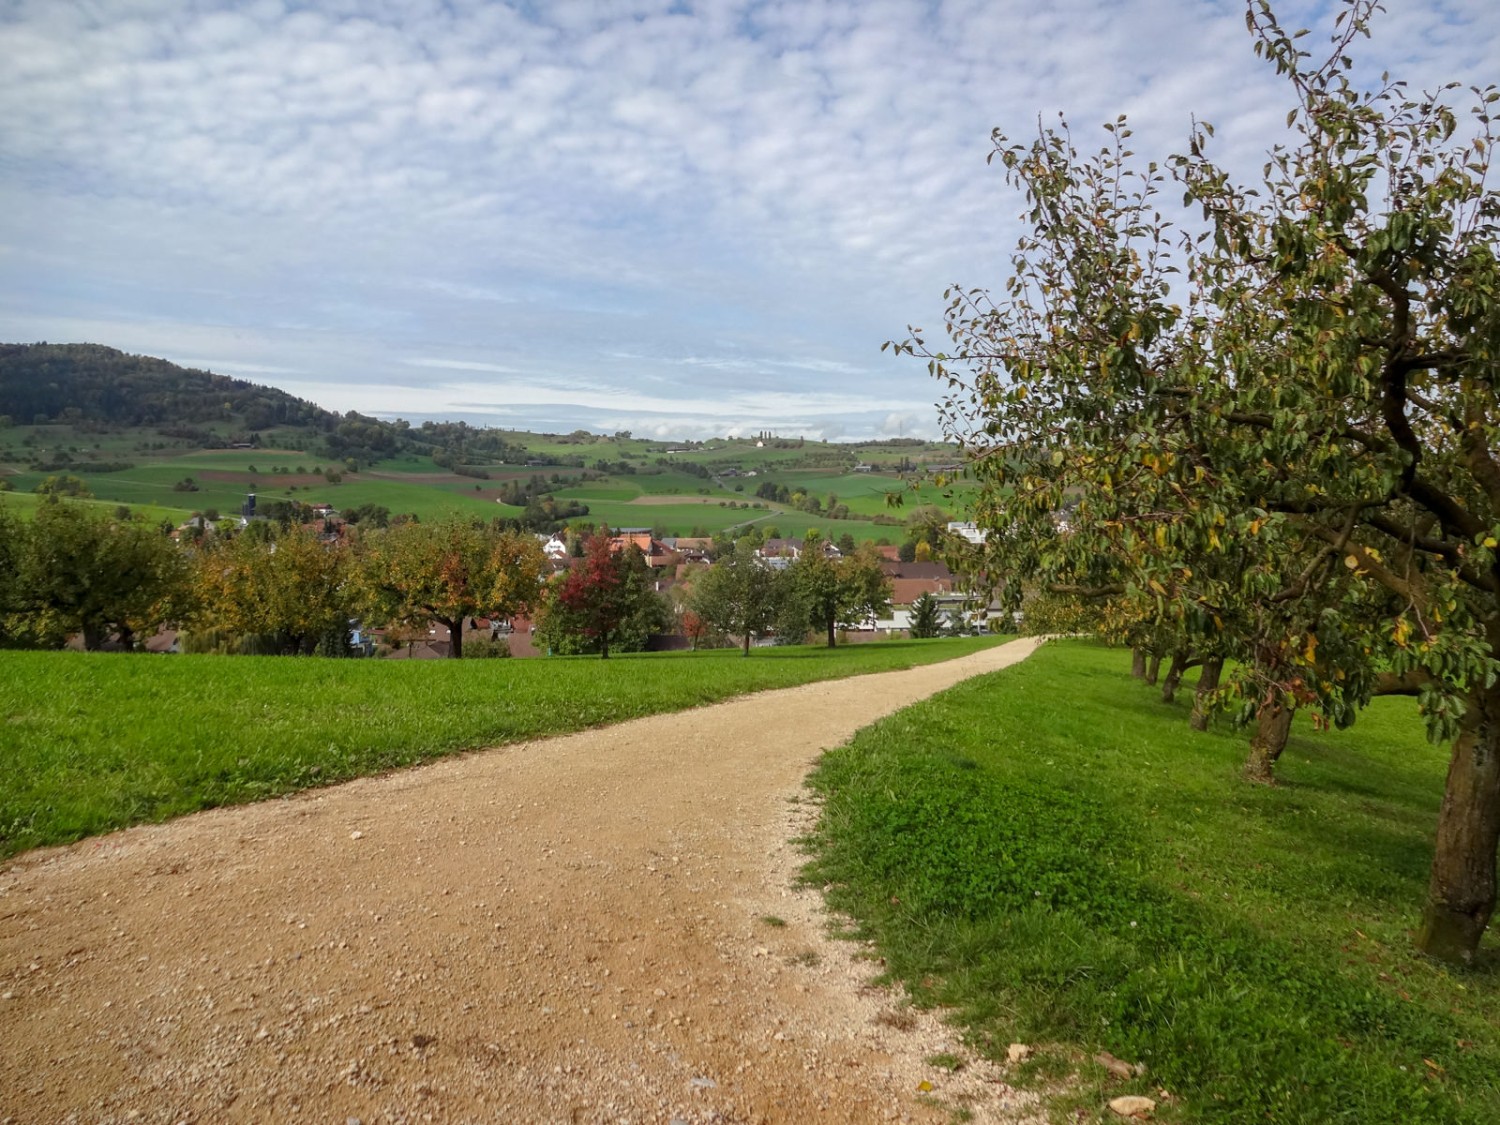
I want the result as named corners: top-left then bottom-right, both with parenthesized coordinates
top-left (805, 640), bottom-right (1500, 1124)
top-left (0, 637), bottom-right (1004, 859)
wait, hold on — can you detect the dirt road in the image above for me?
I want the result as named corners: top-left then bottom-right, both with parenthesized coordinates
top-left (1, 639), bottom-right (1045, 1125)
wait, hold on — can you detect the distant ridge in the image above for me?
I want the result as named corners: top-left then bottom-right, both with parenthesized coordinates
top-left (0, 342), bottom-right (335, 431)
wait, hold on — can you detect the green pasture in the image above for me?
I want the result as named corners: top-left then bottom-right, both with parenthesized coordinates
top-left (806, 640), bottom-right (1500, 1123)
top-left (171, 449), bottom-right (317, 470)
top-left (0, 636), bottom-right (1004, 859)
top-left (362, 452), bottom-right (447, 473)
top-left (747, 469), bottom-right (981, 519)
top-left (253, 478), bottom-right (502, 520)
top-left (1, 425), bottom-right (980, 536)
top-left (0, 491), bottom-right (190, 524)
top-left (4, 466), bottom-right (508, 522)
top-left (0, 427), bottom-right (146, 458)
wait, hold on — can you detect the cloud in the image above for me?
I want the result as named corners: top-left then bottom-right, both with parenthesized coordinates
top-left (2, 0), bottom-right (1497, 446)
top-left (403, 358), bottom-right (523, 374)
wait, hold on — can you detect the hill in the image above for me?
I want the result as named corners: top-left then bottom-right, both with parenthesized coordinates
top-left (0, 341), bottom-right (335, 436)
top-left (0, 343), bottom-right (416, 464)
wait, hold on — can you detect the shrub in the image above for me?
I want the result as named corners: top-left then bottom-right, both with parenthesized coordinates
top-left (466, 637), bottom-right (512, 659)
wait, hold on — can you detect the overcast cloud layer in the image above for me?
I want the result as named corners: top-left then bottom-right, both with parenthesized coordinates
top-left (2, 0), bottom-right (1497, 440)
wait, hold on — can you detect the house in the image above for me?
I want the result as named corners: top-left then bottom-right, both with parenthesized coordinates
top-left (663, 537), bottom-right (713, 563)
top-left (874, 578), bottom-right (971, 633)
top-left (171, 514), bottom-right (216, 541)
top-left (757, 537), bottom-right (802, 560)
top-left (539, 533), bottom-right (570, 560)
top-left (608, 531), bottom-right (677, 568)
top-left (946, 520), bottom-right (987, 545)
top-left (757, 537), bottom-right (842, 561)
top-left (878, 560), bottom-right (956, 584)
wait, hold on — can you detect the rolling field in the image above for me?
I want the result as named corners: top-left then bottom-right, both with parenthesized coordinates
top-left (1, 424), bottom-right (975, 537)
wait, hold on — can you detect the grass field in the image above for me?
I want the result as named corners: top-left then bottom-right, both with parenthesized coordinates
top-left (0, 490), bottom-right (191, 524)
top-left (0, 637), bottom-right (1004, 860)
top-left (804, 640), bottom-right (1500, 1123)
top-left (1, 427), bottom-right (974, 538)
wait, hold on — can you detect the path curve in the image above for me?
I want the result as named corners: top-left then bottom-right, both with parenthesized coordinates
top-left (1, 638), bottom-right (1046, 1125)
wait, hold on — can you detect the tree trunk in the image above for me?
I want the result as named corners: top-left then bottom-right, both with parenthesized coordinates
top-left (1244, 699), bottom-right (1294, 784)
top-left (742, 632), bottom-right (751, 656)
top-left (81, 623), bottom-right (107, 652)
top-left (1161, 651), bottom-right (1189, 704)
top-left (826, 616), bottom-right (837, 648)
top-left (1416, 680), bottom-right (1500, 965)
top-left (1190, 657), bottom-right (1223, 732)
top-left (1145, 653), bottom-right (1162, 686)
top-left (445, 617), bottom-right (464, 659)
top-left (1131, 647), bottom-right (1147, 679)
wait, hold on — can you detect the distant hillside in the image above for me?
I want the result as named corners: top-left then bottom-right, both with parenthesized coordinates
top-left (0, 343), bottom-right (335, 432)
top-left (0, 343), bottom-right (422, 464)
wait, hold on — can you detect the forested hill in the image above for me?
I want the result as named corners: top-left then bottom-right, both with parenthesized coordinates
top-left (0, 342), bottom-right (425, 463)
top-left (0, 342), bottom-right (335, 431)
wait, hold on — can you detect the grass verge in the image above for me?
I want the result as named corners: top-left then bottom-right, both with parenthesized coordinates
top-left (803, 639), bottom-right (1500, 1124)
top-left (0, 636), bottom-right (1003, 859)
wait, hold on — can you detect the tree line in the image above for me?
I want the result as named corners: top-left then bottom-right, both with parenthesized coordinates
top-left (0, 501), bottom-right (893, 660)
top-left (895, 0), bottom-right (1500, 963)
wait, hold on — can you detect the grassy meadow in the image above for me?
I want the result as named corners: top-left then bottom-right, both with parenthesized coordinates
top-left (0, 423), bottom-right (973, 538)
top-left (0, 636), bottom-right (1004, 860)
top-left (805, 640), bottom-right (1500, 1123)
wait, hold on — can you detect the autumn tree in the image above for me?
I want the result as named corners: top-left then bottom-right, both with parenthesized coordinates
top-left (539, 529), bottom-right (668, 658)
top-left (896, 0), bottom-right (1500, 962)
top-left (194, 523), bottom-right (352, 655)
top-left (784, 535), bottom-right (891, 648)
top-left (358, 519), bottom-right (545, 659)
top-left (690, 538), bottom-right (782, 655)
top-left (11, 501), bottom-right (189, 649)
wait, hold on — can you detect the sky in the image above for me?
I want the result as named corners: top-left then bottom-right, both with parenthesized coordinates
top-left (2, 1), bottom-right (1497, 442)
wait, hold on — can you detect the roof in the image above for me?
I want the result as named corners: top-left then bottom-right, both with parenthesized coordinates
top-left (889, 577), bottom-right (955, 605)
top-left (880, 560), bottom-right (955, 581)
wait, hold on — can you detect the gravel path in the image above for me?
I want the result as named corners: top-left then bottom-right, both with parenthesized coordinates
top-left (1, 639), bottom-right (1046, 1125)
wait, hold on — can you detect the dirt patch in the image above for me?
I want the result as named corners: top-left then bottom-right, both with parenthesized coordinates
top-left (0, 640), bottom-right (1045, 1124)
